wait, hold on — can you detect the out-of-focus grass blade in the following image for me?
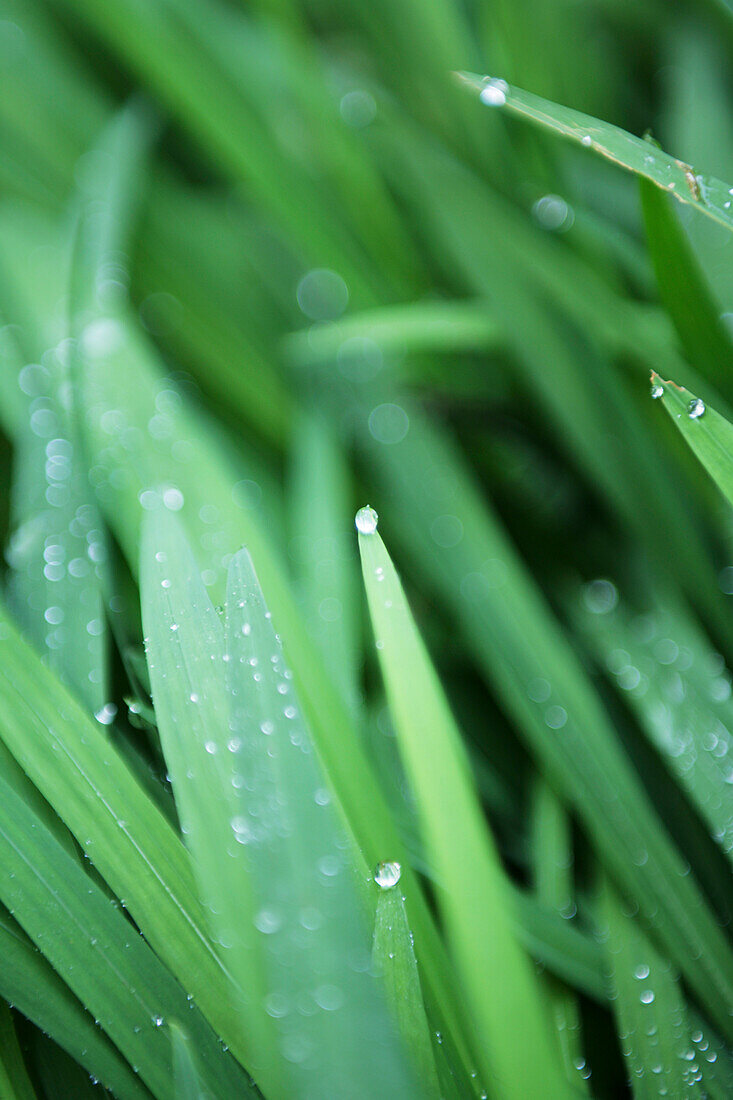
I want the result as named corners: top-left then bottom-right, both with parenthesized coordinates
top-left (287, 300), bottom-right (501, 366)
top-left (0, 600), bottom-right (252, 1070)
top-left (6, 342), bottom-right (109, 714)
top-left (458, 71), bottom-right (733, 235)
top-left (372, 876), bottom-right (442, 1099)
top-left (640, 180), bottom-right (733, 397)
top-left (601, 878), bottom-right (703, 1099)
top-left (225, 542), bottom-right (420, 1097)
top-left (532, 782), bottom-right (590, 1091)
top-left (0, 1003), bottom-right (36, 1100)
top-left (0, 908), bottom-right (150, 1099)
top-left (358, 517), bottom-right (569, 1098)
top-left (48, 0), bottom-right (381, 304)
top-left (171, 1023), bottom-right (206, 1100)
top-left (575, 587), bottom-right (733, 866)
top-left (289, 410), bottom-right (361, 711)
top-left (0, 771), bottom-right (255, 1100)
top-left (508, 888), bottom-right (607, 1003)
top-left (140, 509), bottom-right (277, 1093)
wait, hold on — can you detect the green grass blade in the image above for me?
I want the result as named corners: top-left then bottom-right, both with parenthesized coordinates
top-left (371, 876), bottom-right (442, 1099)
top-left (6, 350), bottom-right (109, 715)
top-left (0, 1003), bottom-right (37, 1100)
top-left (140, 508), bottom-right (277, 1092)
top-left (358, 514), bottom-right (569, 1099)
top-left (0, 599), bottom-right (250, 1071)
top-left (601, 878), bottom-right (703, 1100)
top-left (289, 410), bottom-right (361, 711)
top-left (72, 235), bottom-right (477, 1085)
top-left (651, 375), bottom-right (733, 506)
top-left (353, 406), bottom-right (733, 1039)
top-left (640, 180), bottom-right (733, 399)
top-left (225, 542), bottom-right (419, 1097)
top-left (0, 908), bottom-right (150, 1100)
top-left (171, 1023), bottom-right (206, 1100)
top-left (575, 589), bottom-right (733, 867)
top-left (532, 782), bottom-right (590, 1092)
top-left (458, 71), bottom-right (733, 235)
top-left (0, 771), bottom-right (254, 1100)
top-left (286, 300), bottom-right (501, 366)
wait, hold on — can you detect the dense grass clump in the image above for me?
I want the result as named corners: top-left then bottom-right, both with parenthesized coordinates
top-left (1, 1), bottom-right (733, 1097)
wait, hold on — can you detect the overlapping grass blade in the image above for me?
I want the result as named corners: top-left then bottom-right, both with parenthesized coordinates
top-left (289, 410), bottom-right (361, 711)
top-left (601, 878), bottom-right (702, 1099)
top-left (140, 509), bottom-right (276, 1092)
top-left (171, 1023), bottom-right (206, 1100)
top-left (0, 771), bottom-right (254, 1100)
top-left (68, 200), bottom-right (477, 1084)
top-left (0, 1002), bottom-right (37, 1100)
top-left (350, 403), bottom-right (733, 1040)
top-left (640, 180), bottom-right (733, 401)
top-left (358, 518), bottom-right (569, 1098)
top-left (575, 588), bottom-right (733, 866)
top-left (0, 600), bottom-right (251, 1069)
top-left (0, 908), bottom-right (150, 1099)
top-left (225, 542), bottom-right (419, 1097)
top-left (531, 782), bottom-right (589, 1091)
top-left (142, 508), bottom-right (420, 1097)
top-left (371, 879), bottom-right (442, 1099)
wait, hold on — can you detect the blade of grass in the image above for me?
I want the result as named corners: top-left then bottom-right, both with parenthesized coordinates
top-left (139, 509), bottom-right (277, 1093)
top-left (225, 541), bottom-right (420, 1097)
top-left (289, 410), bottom-right (361, 712)
top-left (532, 781), bottom-right (590, 1092)
top-left (350, 406), bottom-right (733, 1040)
top-left (0, 1003), bottom-right (37, 1100)
top-left (640, 180), bottom-right (733, 398)
top-left (171, 1023), bottom-right (206, 1100)
top-left (0, 907), bottom-right (150, 1100)
top-left (0, 770), bottom-right (256, 1100)
top-left (457, 71), bottom-right (733, 236)
top-left (575, 587), bottom-right (733, 867)
top-left (142, 507), bottom-right (420, 1097)
top-left (651, 374), bottom-right (733, 507)
top-left (0, 599), bottom-right (253, 1071)
top-left (358, 513), bottom-right (570, 1099)
top-left (601, 877), bottom-right (703, 1099)
top-left (371, 877), bottom-right (442, 1099)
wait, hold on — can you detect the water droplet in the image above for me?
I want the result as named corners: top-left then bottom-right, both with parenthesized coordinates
top-left (634, 964), bottom-right (650, 980)
top-left (532, 194), bottom-right (574, 232)
top-left (94, 703), bottom-right (117, 726)
top-left (687, 398), bottom-right (705, 419)
top-left (355, 505), bottom-right (379, 535)
top-left (374, 860), bottom-right (401, 889)
top-left (581, 135), bottom-right (592, 147)
top-left (479, 77), bottom-right (509, 107)
top-left (296, 268), bottom-right (348, 321)
top-left (368, 402), bottom-right (409, 444)
top-left (163, 486), bottom-right (184, 511)
top-left (651, 382), bottom-right (664, 399)
top-left (152, 1014), bottom-right (165, 1027)
top-left (640, 989), bottom-right (655, 1004)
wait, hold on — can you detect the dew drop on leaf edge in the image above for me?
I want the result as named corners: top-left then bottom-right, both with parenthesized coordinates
top-left (355, 505), bottom-right (378, 535)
